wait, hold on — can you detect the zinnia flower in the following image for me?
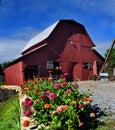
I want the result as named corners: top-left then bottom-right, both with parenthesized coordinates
top-left (40, 94), bottom-right (46, 101)
top-left (23, 120), bottom-right (30, 127)
top-left (83, 97), bottom-right (93, 102)
top-left (48, 92), bottom-right (56, 100)
top-left (26, 100), bottom-right (33, 107)
top-left (56, 106), bottom-right (63, 114)
top-left (61, 105), bottom-right (68, 111)
top-left (48, 77), bottom-right (53, 81)
top-left (44, 104), bottom-right (52, 109)
top-left (66, 89), bottom-right (72, 94)
top-left (25, 109), bottom-right (32, 117)
top-left (24, 97), bottom-right (33, 107)
top-left (90, 112), bottom-right (96, 118)
top-left (54, 83), bottom-right (60, 89)
top-left (78, 122), bottom-right (84, 127)
top-left (61, 82), bottom-right (68, 87)
top-left (78, 104), bottom-right (84, 108)
top-left (45, 90), bottom-right (50, 96)
top-left (71, 100), bottom-right (77, 106)
top-left (24, 97), bottom-right (31, 104)
top-left (73, 83), bottom-right (79, 88)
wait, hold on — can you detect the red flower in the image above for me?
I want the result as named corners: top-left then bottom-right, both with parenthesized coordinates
top-left (25, 97), bottom-right (31, 104)
top-left (48, 92), bottom-right (56, 100)
top-left (25, 109), bottom-right (32, 117)
top-left (24, 98), bottom-right (33, 107)
top-left (26, 100), bottom-right (33, 107)
top-left (40, 94), bottom-right (46, 101)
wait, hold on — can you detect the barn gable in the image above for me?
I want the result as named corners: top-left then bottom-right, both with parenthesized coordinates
top-left (21, 20), bottom-right (95, 56)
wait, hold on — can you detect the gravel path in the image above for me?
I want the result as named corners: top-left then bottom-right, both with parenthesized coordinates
top-left (77, 80), bottom-right (115, 113)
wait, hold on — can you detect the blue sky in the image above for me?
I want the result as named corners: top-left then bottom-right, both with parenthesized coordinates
top-left (0, 0), bottom-right (115, 63)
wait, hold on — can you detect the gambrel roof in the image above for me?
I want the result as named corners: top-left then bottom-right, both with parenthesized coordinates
top-left (21, 21), bottom-right (59, 53)
top-left (21, 19), bottom-right (95, 55)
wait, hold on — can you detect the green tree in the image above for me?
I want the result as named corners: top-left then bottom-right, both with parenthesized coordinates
top-left (105, 48), bottom-right (115, 75)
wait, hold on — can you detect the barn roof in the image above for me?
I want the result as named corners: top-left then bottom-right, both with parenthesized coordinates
top-left (21, 20), bottom-right (59, 53)
top-left (21, 19), bottom-right (95, 55)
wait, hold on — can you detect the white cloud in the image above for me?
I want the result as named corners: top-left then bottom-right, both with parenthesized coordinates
top-left (95, 40), bottom-right (113, 57)
top-left (0, 37), bottom-right (27, 63)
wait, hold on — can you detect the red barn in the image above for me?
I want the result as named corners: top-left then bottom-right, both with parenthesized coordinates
top-left (5, 20), bottom-right (104, 85)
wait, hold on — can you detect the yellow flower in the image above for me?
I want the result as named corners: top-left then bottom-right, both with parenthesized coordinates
top-left (71, 100), bottom-right (77, 105)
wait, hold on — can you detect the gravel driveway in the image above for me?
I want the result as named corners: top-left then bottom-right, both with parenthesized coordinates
top-left (77, 80), bottom-right (115, 113)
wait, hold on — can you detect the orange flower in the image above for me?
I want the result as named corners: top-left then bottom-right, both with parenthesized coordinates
top-left (23, 120), bottom-right (30, 127)
top-left (61, 105), bottom-right (68, 111)
top-left (44, 104), bottom-right (52, 109)
top-left (34, 90), bottom-right (39, 95)
top-left (90, 112), bottom-right (96, 118)
top-left (83, 97), bottom-right (93, 102)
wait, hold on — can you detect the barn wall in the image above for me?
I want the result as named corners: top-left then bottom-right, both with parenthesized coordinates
top-left (21, 21), bottom-right (104, 81)
top-left (5, 20), bottom-right (104, 83)
top-left (5, 61), bottom-right (24, 85)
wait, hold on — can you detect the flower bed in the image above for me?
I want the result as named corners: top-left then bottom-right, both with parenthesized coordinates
top-left (21, 75), bottom-right (95, 129)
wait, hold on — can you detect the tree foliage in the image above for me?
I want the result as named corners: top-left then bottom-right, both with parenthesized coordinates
top-left (0, 61), bottom-right (11, 75)
top-left (104, 48), bottom-right (115, 75)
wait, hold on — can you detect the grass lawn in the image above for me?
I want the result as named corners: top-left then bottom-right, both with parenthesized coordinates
top-left (0, 82), bottom-right (5, 85)
top-left (0, 94), bottom-right (20, 130)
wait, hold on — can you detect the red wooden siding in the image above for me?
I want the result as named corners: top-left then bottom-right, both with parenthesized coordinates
top-left (5, 61), bottom-right (25, 85)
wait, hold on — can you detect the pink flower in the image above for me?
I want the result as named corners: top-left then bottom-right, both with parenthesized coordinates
top-left (26, 100), bottom-right (33, 107)
top-left (54, 83), bottom-right (60, 89)
top-left (45, 90), bottom-right (50, 96)
top-left (78, 104), bottom-right (84, 108)
top-left (61, 82), bottom-right (68, 87)
top-left (48, 92), bottom-right (56, 100)
top-left (66, 89), bottom-right (72, 94)
top-left (73, 83), bottom-right (79, 88)
top-left (63, 72), bottom-right (68, 77)
top-left (24, 98), bottom-right (33, 107)
top-left (24, 97), bottom-right (31, 104)
top-left (25, 110), bottom-right (32, 117)
top-left (40, 94), bottom-right (46, 101)
top-left (78, 122), bottom-right (84, 127)
top-left (56, 106), bottom-right (63, 114)
top-left (48, 77), bottom-right (53, 81)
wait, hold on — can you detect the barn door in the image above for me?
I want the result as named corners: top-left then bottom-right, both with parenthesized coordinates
top-left (24, 65), bottom-right (38, 80)
top-left (73, 63), bottom-right (81, 81)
